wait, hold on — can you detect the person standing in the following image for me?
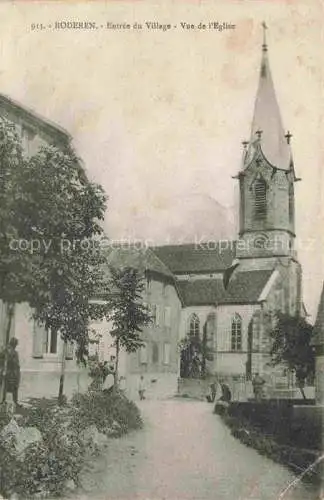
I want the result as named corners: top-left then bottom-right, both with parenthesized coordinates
top-left (0, 337), bottom-right (21, 405)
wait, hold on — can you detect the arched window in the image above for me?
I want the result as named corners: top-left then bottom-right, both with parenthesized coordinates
top-left (231, 314), bottom-right (242, 351)
top-left (189, 314), bottom-right (200, 337)
top-left (254, 178), bottom-right (267, 221)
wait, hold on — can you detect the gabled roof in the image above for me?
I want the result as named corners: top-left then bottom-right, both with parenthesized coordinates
top-left (152, 243), bottom-right (236, 275)
top-left (177, 269), bottom-right (274, 307)
top-left (246, 34), bottom-right (291, 171)
top-left (313, 284), bottom-right (324, 345)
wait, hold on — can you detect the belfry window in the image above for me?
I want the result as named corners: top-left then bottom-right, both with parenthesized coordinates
top-left (231, 314), bottom-right (242, 351)
top-left (189, 314), bottom-right (200, 337)
top-left (254, 178), bottom-right (267, 221)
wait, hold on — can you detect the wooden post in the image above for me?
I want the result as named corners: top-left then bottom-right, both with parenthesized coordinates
top-left (0, 303), bottom-right (14, 403)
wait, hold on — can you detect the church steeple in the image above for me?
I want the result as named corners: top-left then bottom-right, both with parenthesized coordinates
top-left (237, 24), bottom-right (298, 263)
top-left (246, 23), bottom-right (291, 171)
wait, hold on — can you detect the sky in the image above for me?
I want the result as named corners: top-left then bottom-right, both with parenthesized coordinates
top-left (0, 0), bottom-right (323, 318)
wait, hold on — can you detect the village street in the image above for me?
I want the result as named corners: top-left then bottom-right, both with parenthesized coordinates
top-left (70, 399), bottom-right (319, 500)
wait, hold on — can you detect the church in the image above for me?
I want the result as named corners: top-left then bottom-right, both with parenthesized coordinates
top-left (98, 28), bottom-right (304, 400)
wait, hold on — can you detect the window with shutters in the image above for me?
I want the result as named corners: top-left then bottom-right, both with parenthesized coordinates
top-left (32, 323), bottom-right (70, 358)
top-left (254, 178), bottom-right (267, 221)
top-left (231, 314), bottom-right (242, 351)
top-left (189, 313), bottom-right (200, 337)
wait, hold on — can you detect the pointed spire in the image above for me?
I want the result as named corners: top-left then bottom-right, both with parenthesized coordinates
top-left (248, 24), bottom-right (291, 170)
top-left (262, 21), bottom-right (268, 52)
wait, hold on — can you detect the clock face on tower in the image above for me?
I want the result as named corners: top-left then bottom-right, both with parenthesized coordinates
top-left (253, 233), bottom-right (270, 250)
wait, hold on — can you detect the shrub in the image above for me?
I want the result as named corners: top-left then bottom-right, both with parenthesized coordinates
top-left (0, 391), bottom-right (142, 498)
top-left (0, 403), bottom-right (88, 498)
top-left (71, 389), bottom-right (142, 435)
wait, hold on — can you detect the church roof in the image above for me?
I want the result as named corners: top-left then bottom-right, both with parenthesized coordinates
top-left (246, 29), bottom-right (291, 171)
top-left (105, 245), bottom-right (174, 280)
top-left (220, 269), bottom-right (274, 304)
top-left (177, 269), bottom-right (273, 306)
top-left (177, 278), bottom-right (225, 306)
top-left (313, 284), bottom-right (324, 345)
top-left (152, 243), bottom-right (236, 275)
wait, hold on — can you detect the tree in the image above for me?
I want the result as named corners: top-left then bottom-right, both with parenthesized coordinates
top-left (103, 266), bottom-right (152, 389)
top-left (0, 119), bottom-right (30, 334)
top-left (0, 123), bottom-right (107, 401)
top-left (0, 118), bottom-right (33, 400)
top-left (269, 312), bottom-right (315, 399)
top-left (17, 146), bottom-right (107, 401)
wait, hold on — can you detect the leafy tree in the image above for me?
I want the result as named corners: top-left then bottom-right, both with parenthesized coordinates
top-left (269, 312), bottom-right (315, 399)
top-left (0, 118), bottom-right (31, 400)
top-left (17, 146), bottom-right (107, 400)
top-left (103, 266), bottom-right (152, 388)
top-left (0, 121), bottom-right (107, 401)
top-left (0, 118), bottom-right (29, 336)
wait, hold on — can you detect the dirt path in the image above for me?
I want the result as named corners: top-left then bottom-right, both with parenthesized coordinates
top-left (71, 399), bottom-right (319, 500)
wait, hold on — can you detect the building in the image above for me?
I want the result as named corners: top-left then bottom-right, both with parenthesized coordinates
top-left (0, 94), bottom-right (90, 400)
top-left (90, 246), bottom-right (183, 399)
top-left (150, 29), bottom-right (303, 398)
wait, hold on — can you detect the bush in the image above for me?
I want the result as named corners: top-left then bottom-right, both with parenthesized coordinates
top-left (71, 389), bottom-right (142, 435)
top-left (0, 391), bottom-right (142, 498)
top-left (0, 403), bottom-right (88, 498)
top-left (218, 408), bottom-right (321, 482)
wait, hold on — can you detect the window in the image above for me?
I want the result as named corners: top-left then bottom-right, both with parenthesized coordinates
top-left (254, 178), bottom-right (267, 221)
top-left (231, 314), bottom-right (242, 351)
top-left (164, 306), bottom-right (171, 328)
top-left (65, 341), bottom-right (74, 360)
top-left (150, 304), bottom-right (161, 326)
top-left (44, 327), bottom-right (58, 355)
top-left (155, 305), bottom-right (161, 326)
top-left (189, 314), bottom-right (200, 337)
top-left (252, 313), bottom-right (260, 351)
top-left (152, 342), bottom-right (159, 363)
top-left (32, 321), bottom-right (45, 358)
top-left (163, 343), bottom-right (171, 365)
top-left (150, 304), bottom-right (157, 325)
top-left (140, 343), bottom-right (148, 364)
